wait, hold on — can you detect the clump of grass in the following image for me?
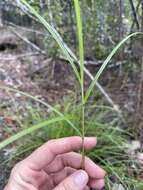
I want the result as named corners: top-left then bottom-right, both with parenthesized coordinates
top-left (1, 97), bottom-right (143, 189)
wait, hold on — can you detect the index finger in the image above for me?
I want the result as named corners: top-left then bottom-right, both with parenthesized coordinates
top-left (25, 136), bottom-right (97, 170)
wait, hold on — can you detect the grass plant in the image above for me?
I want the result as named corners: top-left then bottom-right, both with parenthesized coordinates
top-left (0, 0), bottom-right (143, 189)
top-left (1, 98), bottom-right (143, 189)
top-left (19, 0), bottom-right (142, 168)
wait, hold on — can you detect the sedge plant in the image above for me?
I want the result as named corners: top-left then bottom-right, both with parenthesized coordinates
top-left (0, 0), bottom-right (143, 184)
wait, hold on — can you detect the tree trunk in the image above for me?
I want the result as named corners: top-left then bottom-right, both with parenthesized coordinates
top-left (129, 0), bottom-right (140, 30)
top-left (130, 0), bottom-right (141, 32)
top-left (118, 0), bottom-right (124, 75)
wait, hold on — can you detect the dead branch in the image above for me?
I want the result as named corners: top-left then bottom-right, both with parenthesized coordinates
top-left (59, 48), bottom-right (123, 117)
top-left (130, 0), bottom-right (141, 32)
top-left (8, 22), bottom-right (49, 37)
top-left (84, 60), bottom-right (126, 68)
top-left (0, 52), bottom-right (42, 60)
top-left (60, 57), bottom-right (126, 69)
top-left (129, 0), bottom-right (140, 30)
top-left (11, 29), bottom-right (45, 54)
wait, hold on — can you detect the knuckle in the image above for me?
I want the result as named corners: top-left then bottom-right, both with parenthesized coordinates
top-left (11, 162), bottom-right (21, 176)
top-left (62, 181), bottom-right (73, 190)
top-left (47, 139), bottom-right (56, 144)
top-left (55, 181), bottom-right (73, 190)
top-left (10, 160), bottom-right (26, 178)
top-left (45, 139), bottom-right (56, 149)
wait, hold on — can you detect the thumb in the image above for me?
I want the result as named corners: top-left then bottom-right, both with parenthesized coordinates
top-left (53, 170), bottom-right (89, 190)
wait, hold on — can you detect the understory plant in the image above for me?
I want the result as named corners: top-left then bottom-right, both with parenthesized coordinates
top-left (0, 0), bottom-right (143, 189)
top-left (1, 97), bottom-right (143, 190)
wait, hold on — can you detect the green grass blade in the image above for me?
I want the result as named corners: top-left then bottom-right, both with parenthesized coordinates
top-left (73, 0), bottom-right (85, 168)
top-left (0, 85), bottom-right (81, 136)
top-left (0, 117), bottom-right (65, 149)
top-left (85, 32), bottom-right (143, 103)
top-left (73, 0), bottom-right (84, 84)
top-left (20, 0), bottom-right (80, 83)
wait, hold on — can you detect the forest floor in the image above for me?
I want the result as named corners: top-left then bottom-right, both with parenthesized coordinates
top-left (0, 26), bottom-right (78, 188)
top-left (0, 26), bottom-right (143, 189)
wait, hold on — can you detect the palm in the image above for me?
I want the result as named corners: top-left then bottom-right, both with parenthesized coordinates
top-left (5, 137), bottom-right (105, 190)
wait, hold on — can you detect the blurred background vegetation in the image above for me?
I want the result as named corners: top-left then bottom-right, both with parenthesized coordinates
top-left (1, 0), bottom-right (143, 189)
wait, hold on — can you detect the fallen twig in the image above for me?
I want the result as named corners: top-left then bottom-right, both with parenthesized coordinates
top-left (11, 29), bottom-right (45, 54)
top-left (8, 23), bottom-right (50, 37)
top-left (59, 48), bottom-right (123, 117)
top-left (0, 52), bottom-right (42, 60)
top-left (84, 60), bottom-right (127, 68)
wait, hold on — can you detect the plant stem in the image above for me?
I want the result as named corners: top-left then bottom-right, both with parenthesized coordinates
top-left (73, 0), bottom-right (85, 169)
top-left (81, 100), bottom-right (85, 169)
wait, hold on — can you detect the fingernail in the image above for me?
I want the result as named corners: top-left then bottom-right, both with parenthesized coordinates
top-left (73, 170), bottom-right (88, 187)
top-left (84, 137), bottom-right (97, 141)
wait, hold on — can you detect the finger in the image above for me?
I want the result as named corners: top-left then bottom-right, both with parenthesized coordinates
top-left (53, 170), bottom-right (89, 190)
top-left (84, 186), bottom-right (90, 190)
top-left (51, 167), bottom-right (76, 186)
top-left (89, 178), bottom-right (105, 189)
top-left (25, 136), bottom-right (96, 170)
top-left (45, 152), bottom-right (105, 179)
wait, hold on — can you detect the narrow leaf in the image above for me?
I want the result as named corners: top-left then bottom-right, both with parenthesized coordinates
top-left (20, 0), bottom-right (81, 83)
top-left (85, 32), bottom-right (143, 102)
top-left (73, 0), bottom-right (84, 84)
top-left (0, 117), bottom-right (65, 149)
top-left (0, 85), bottom-right (81, 136)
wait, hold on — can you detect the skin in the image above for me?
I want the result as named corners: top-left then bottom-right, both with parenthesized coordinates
top-left (4, 136), bottom-right (106, 190)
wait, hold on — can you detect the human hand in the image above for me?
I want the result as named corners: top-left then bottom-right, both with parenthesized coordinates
top-left (4, 136), bottom-right (106, 190)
